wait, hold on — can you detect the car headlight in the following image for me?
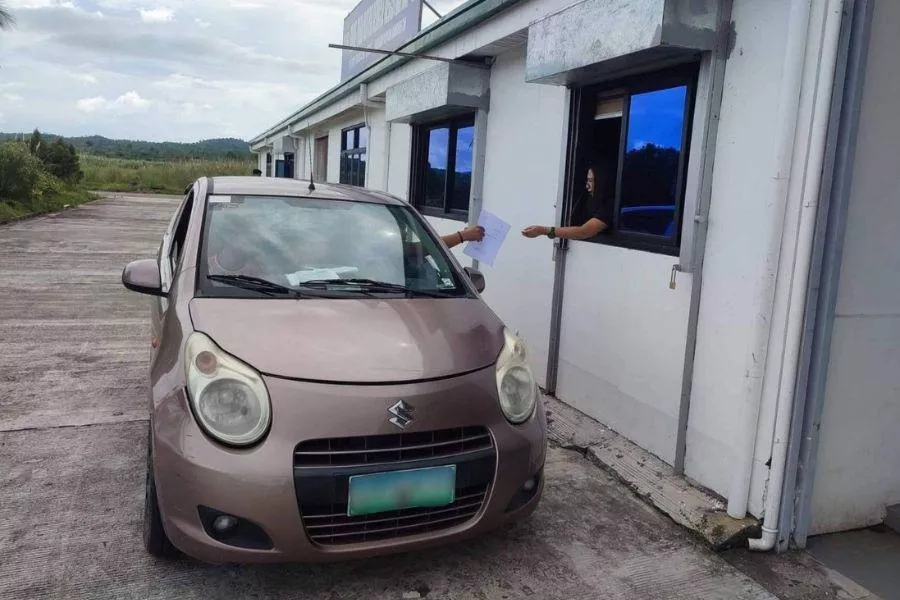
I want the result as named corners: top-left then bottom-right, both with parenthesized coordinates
top-left (495, 328), bottom-right (537, 424)
top-left (184, 332), bottom-right (271, 446)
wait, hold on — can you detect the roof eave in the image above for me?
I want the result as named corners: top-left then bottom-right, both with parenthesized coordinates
top-left (249, 0), bottom-right (522, 145)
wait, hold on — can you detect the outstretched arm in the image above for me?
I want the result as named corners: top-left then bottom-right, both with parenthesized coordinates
top-left (521, 218), bottom-right (608, 241)
top-left (442, 225), bottom-right (485, 248)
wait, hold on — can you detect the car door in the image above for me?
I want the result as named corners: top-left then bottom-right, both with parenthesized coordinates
top-left (151, 188), bottom-right (195, 350)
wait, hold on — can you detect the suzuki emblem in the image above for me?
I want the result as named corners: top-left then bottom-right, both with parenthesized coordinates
top-left (388, 400), bottom-right (414, 430)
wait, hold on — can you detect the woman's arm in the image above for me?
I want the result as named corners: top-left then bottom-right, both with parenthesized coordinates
top-left (521, 218), bottom-right (608, 241)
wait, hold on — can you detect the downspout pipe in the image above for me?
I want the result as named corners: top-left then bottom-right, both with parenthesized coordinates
top-left (748, 0), bottom-right (844, 551)
top-left (383, 119), bottom-right (393, 193)
top-left (727, 0), bottom-right (814, 519)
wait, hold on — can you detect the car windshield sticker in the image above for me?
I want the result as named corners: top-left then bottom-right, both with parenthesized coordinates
top-left (209, 195), bottom-right (232, 204)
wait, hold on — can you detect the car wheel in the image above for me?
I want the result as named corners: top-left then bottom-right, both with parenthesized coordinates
top-left (144, 424), bottom-right (178, 558)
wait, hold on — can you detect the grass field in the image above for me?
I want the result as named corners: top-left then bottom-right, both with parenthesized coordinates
top-left (81, 155), bottom-right (255, 195)
top-left (0, 186), bottom-right (97, 224)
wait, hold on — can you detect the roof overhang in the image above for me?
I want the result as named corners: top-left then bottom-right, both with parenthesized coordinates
top-left (386, 61), bottom-right (490, 123)
top-left (525, 0), bottom-right (721, 86)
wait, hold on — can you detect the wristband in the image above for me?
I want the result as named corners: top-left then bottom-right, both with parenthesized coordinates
top-left (548, 227), bottom-right (556, 239)
top-left (457, 231), bottom-right (465, 244)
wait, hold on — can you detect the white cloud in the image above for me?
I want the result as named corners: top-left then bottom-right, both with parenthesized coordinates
top-left (75, 96), bottom-right (107, 113)
top-left (115, 90), bottom-right (149, 108)
top-left (7, 0), bottom-right (62, 8)
top-left (4, 94), bottom-right (25, 103)
top-left (139, 7), bottom-right (174, 23)
top-left (0, 0), bottom-right (468, 141)
top-left (76, 91), bottom-right (150, 113)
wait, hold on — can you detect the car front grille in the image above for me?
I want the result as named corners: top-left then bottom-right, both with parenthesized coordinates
top-left (301, 486), bottom-right (488, 545)
top-left (293, 426), bottom-right (493, 467)
top-left (293, 427), bottom-right (495, 546)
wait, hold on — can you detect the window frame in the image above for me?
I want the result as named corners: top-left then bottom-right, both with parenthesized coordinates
top-left (339, 123), bottom-right (367, 187)
top-left (566, 63), bottom-right (699, 256)
top-left (409, 114), bottom-right (476, 222)
top-left (168, 190), bottom-right (194, 277)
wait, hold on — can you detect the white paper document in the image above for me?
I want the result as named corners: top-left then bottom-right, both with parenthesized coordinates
top-left (285, 266), bottom-right (358, 286)
top-left (463, 210), bottom-right (511, 267)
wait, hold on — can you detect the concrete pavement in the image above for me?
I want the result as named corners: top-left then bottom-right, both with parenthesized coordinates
top-left (0, 193), bottom-right (843, 599)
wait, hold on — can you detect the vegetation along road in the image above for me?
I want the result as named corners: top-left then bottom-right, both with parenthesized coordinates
top-left (0, 132), bottom-right (253, 224)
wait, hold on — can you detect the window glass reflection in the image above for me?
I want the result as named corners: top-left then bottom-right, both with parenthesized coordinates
top-left (358, 127), bottom-right (368, 149)
top-left (425, 127), bottom-right (449, 209)
top-left (450, 126), bottom-right (474, 212)
top-left (619, 85), bottom-right (687, 239)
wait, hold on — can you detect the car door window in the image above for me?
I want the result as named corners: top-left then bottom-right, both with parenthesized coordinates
top-left (169, 192), bottom-right (194, 277)
top-left (159, 191), bottom-right (193, 298)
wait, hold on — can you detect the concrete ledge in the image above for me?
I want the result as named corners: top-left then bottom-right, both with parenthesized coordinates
top-left (885, 505), bottom-right (900, 535)
top-left (544, 394), bottom-right (758, 550)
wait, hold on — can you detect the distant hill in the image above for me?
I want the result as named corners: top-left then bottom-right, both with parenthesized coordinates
top-left (0, 133), bottom-right (253, 161)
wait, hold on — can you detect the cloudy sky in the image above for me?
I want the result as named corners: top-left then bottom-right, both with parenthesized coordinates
top-left (0, 0), bottom-right (462, 142)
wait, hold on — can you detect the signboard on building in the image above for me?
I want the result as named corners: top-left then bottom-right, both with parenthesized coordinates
top-left (340, 0), bottom-right (423, 82)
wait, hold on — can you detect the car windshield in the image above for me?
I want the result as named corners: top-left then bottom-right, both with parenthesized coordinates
top-left (197, 194), bottom-right (468, 299)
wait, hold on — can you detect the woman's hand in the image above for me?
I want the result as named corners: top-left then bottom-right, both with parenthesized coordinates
top-left (521, 225), bottom-right (549, 238)
top-left (461, 225), bottom-right (485, 242)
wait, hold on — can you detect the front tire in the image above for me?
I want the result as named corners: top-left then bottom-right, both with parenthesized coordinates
top-left (144, 423), bottom-right (177, 558)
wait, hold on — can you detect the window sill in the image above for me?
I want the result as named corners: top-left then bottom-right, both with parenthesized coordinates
top-left (574, 232), bottom-right (681, 257)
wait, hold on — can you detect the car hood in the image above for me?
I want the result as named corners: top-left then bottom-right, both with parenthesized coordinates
top-left (188, 298), bottom-right (506, 383)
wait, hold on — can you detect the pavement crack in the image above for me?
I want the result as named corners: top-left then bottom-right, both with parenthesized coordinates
top-left (0, 417), bottom-right (148, 434)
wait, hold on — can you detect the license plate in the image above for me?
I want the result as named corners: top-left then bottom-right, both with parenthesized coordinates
top-left (347, 465), bottom-right (456, 517)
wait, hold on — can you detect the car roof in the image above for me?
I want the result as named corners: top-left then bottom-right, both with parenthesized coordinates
top-left (205, 177), bottom-right (407, 207)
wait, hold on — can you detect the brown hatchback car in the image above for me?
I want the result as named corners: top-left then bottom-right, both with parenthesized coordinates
top-left (121, 177), bottom-right (547, 563)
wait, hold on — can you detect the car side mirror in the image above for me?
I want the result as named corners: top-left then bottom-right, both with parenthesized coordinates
top-left (464, 267), bottom-right (485, 293)
top-left (122, 259), bottom-right (165, 297)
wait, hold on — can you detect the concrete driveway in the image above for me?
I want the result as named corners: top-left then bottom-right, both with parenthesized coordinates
top-left (0, 194), bottom-right (789, 599)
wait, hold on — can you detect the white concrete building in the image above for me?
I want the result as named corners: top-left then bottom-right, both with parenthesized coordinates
top-left (251, 0), bottom-right (899, 551)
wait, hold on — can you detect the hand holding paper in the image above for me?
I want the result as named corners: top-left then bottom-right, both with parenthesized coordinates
top-left (463, 210), bottom-right (511, 267)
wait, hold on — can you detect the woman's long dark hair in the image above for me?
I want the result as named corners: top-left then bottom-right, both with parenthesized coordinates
top-left (570, 155), bottom-right (616, 224)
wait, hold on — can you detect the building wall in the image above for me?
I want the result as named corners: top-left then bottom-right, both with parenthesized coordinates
top-left (685, 0), bottom-right (793, 514)
top-left (247, 0), bottom-right (849, 518)
top-left (365, 106), bottom-right (388, 192)
top-left (476, 47), bottom-right (566, 384)
top-left (387, 122), bottom-right (412, 199)
top-left (257, 152), bottom-right (267, 174)
top-left (558, 243), bottom-right (693, 464)
top-left (810, 0), bottom-right (900, 534)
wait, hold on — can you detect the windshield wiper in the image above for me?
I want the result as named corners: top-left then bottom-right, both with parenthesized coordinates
top-left (299, 278), bottom-right (455, 298)
top-left (207, 274), bottom-right (304, 298)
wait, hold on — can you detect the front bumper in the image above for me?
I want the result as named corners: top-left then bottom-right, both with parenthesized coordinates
top-left (151, 366), bottom-right (547, 563)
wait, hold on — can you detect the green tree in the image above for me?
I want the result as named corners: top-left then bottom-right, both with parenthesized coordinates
top-left (39, 138), bottom-right (83, 183)
top-left (28, 129), bottom-right (44, 155)
top-left (0, 2), bottom-right (15, 30)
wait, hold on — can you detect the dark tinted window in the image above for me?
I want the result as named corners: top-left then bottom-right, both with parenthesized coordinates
top-left (411, 117), bottom-right (476, 220)
top-left (340, 124), bottom-right (367, 187)
top-left (565, 65), bottom-right (697, 254)
top-left (451, 126), bottom-right (474, 212)
top-left (619, 85), bottom-right (688, 239)
top-left (425, 127), bottom-right (449, 209)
